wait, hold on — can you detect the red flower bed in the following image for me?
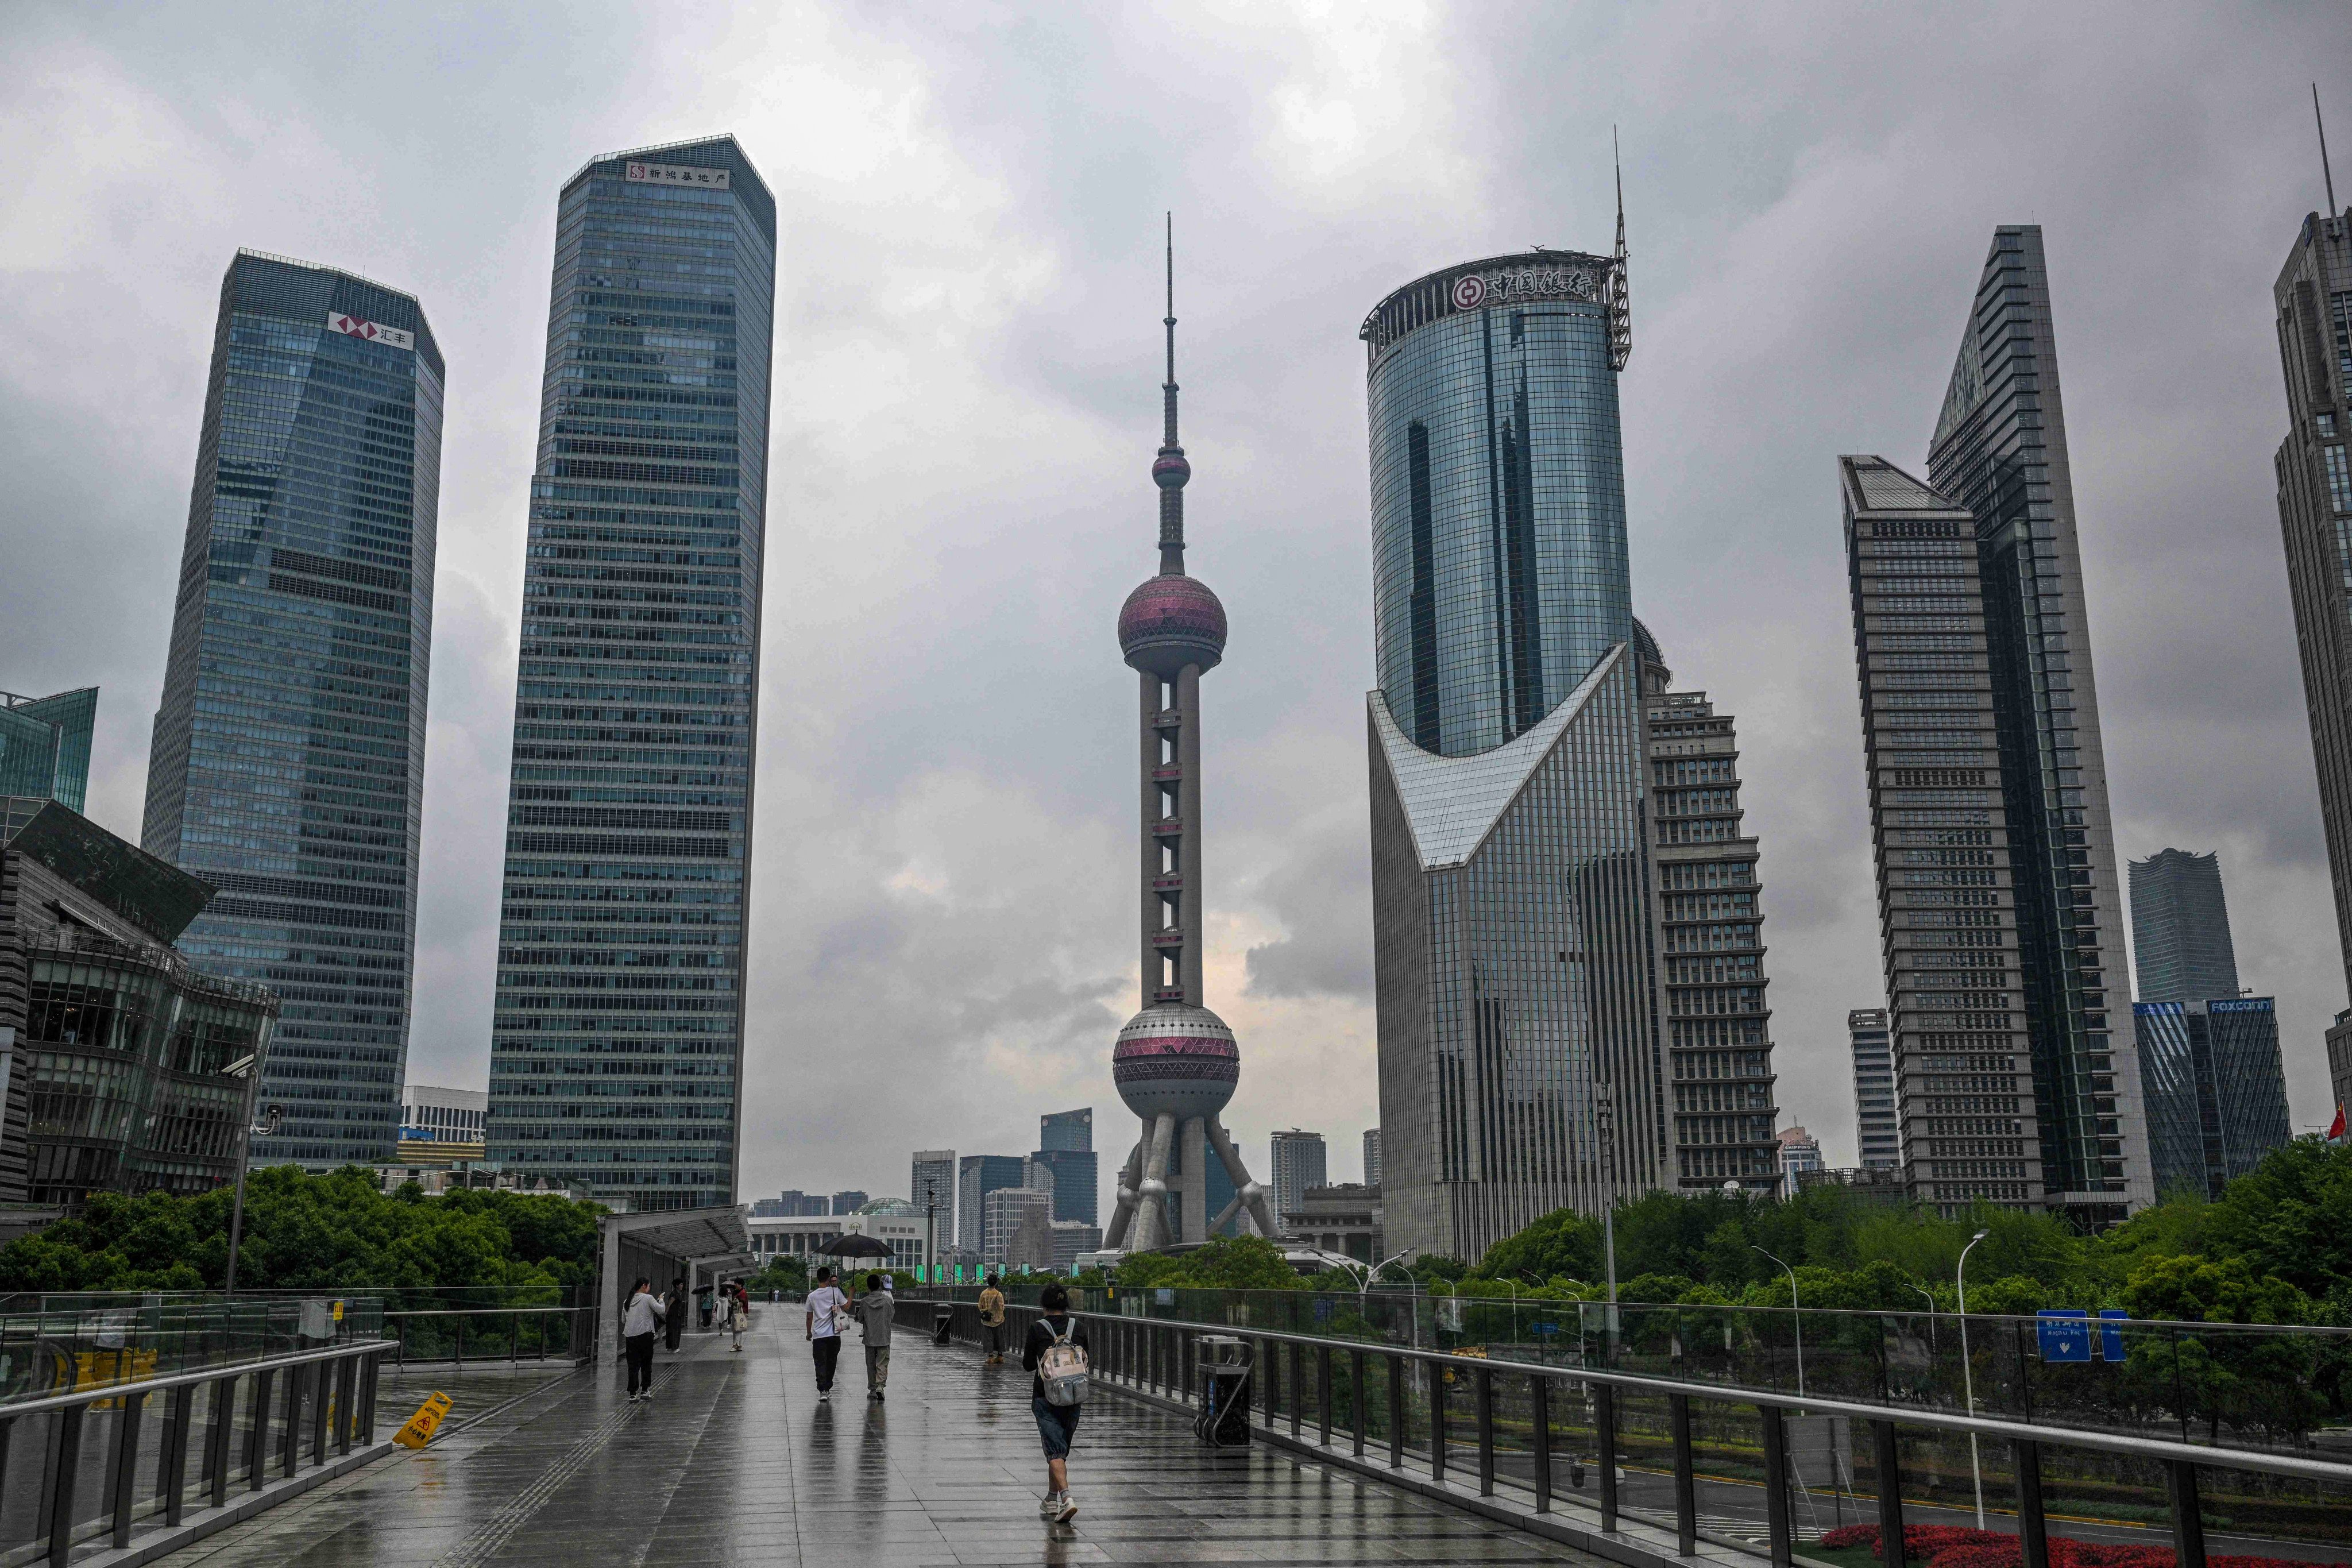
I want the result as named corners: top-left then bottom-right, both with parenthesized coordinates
top-left (1813, 1524), bottom-right (2345, 1568)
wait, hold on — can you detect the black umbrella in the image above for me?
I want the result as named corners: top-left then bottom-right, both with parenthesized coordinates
top-left (821, 1234), bottom-right (893, 1260)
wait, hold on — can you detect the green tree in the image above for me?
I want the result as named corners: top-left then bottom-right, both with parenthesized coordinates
top-left (1472, 1206), bottom-right (1601, 1283)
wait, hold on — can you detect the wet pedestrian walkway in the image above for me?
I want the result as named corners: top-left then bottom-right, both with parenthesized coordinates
top-left (150, 1311), bottom-right (1613, 1566)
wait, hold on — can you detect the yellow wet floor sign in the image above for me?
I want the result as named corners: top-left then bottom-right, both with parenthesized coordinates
top-left (393, 1392), bottom-right (451, 1449)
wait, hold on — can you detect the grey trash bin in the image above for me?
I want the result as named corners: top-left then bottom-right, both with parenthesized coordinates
top-left (1194, 1334), bottom-right (1253, 1447)
top-left (933, 1304), bottom-right (954, 1346)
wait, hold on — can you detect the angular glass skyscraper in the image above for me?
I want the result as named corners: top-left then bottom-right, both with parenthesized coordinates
top-left (2134, 999), bottom-right (2292, 1200)
top-left (484, 138), bottom-right (775, 1211)
top-left (2269, 198), bottom-right (2352, 1121)
top-left (142, 251), bottom-right (442, 1168)
top-left (1925, 226), bottom-right (2148, 1222)
top-left (1364, 239), bottom-right (1670, 1262)
top-left (1, 689), bottom-right (96, 814)
top-left (2127, 848), bottom-right (2241, 1006)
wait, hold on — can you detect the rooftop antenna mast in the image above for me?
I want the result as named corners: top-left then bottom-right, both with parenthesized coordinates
top-left (1608, 126), bottom-right (1632, 370)
top-left (2318, 83), bottom-right (2340, 219)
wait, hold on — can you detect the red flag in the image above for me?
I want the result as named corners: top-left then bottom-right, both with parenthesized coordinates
top-left (2330, 1103), bottom-right (2347, 1142)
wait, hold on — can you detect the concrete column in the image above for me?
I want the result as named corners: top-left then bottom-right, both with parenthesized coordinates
top-left (600, 1222), bottom-right (623, 1366)
top-left (1177, 663), bottom-right (1204, 1005)
top-left (1140, 670), bottom-right (1163, 1005)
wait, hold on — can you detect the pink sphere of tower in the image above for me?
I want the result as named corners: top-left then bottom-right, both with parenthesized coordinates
top-left (1112, 1004), bottom-right (1240, 1122)
top-left (1118, 573), bottom-right (1226, 678)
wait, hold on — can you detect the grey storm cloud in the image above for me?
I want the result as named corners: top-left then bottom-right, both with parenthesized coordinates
top-left (3, 2), bottom-right (2348, 1202)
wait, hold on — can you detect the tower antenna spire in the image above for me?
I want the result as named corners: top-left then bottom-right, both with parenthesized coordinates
top-left (1613, 125), bottom-right (1627, 260)
top-left (1153, 211), bottom-right (1190, 572)
top-left (1608, 127), bottom-right (1632, 370)
top-left (2319, 83), bottom-right (2340, 219)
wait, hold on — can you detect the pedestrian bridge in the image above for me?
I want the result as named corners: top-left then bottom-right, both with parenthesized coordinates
top-left (5, 1297), bottom-right (2347, 1568)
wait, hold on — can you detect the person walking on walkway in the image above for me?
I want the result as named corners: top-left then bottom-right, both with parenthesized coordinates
top-left (805, 1266), bottom-right (849, 1401)
top-left (622, 1276), bottom-right (665, 1403)
top-left (853, 1271), bottom-right (894, 1400)
top-left (1024, 1282), bottom-right (1090, 1524)
top-left (729, 1283), bottom-right (749, 1352)
top-left (978, 1273), bottom-right (1008, 1364)
top-left (663, 1277), bottom-right (687, 1355)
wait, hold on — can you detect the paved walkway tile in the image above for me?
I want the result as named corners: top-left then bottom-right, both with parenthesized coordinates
top-left (150, 1314), bottom-right (1615, 1567)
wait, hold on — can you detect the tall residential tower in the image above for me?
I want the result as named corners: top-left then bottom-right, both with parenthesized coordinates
top-left (2270, 185), bottom-right (2352, 1121)
top-left (1363, 212), bottom-right (1670, 1261)
top-left (1924, 226), bottom-right (2146, 1222)
top-left (143, 251), bottom-right (443, 1168)
top-left (484, 138), bottom-right (776, 1210)
top-left (1640, 634), bottom-right (1782, 1193)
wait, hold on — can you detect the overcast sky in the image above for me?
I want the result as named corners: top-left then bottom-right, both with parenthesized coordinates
top-left (5, 4), bottom-right (2349, 1213)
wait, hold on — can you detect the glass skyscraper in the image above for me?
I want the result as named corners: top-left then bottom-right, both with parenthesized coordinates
top-left (2127, 848), bottom-right (2241, 1005)
top-left (1365, 240), bottom-right (1668, 1262)
top-left (1848, 1009), bottom-right (1901, 1171)
top-left (1925, 226), bottom-right (2147, 1222)
top-left (142, 250), bottom-right (442, 1168)
top-left (1, 689), bottom-right (97, 813)
top-left (2269, 198), bottom-right (2352, 1121)
top-left (2134, 999), bottom-right (2292, 1200)
top-left (484, 137), bottom-right (775, 1211)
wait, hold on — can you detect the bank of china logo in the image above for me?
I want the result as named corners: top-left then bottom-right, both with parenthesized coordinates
top-left (1450, 274), bottom-right (1487, 310)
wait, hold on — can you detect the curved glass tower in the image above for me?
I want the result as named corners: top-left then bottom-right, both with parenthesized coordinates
top-left (1364, 235), bottom-right (1671, 1264)
top-left (1364, 253), bottom-right (1633, 756)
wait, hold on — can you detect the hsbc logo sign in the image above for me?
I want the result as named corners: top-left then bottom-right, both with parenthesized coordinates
top-left (324, 312), bottom-right (415, 352)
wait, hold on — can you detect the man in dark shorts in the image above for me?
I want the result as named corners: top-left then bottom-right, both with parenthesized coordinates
top-left (1022, 1283), bottom-right (1089, 1524)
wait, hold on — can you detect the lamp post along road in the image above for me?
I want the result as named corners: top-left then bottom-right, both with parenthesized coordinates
top-left (219, 1053), bottom-right (283, 1297)
top-left (1752, 1245), bottom-right (1803, 1396)
top-left (1957, 1227), bottom-right (1991, 1528)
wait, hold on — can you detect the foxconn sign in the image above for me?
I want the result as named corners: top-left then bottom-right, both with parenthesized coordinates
top-left (625, 160), bottom-right (729, 190)
top-left (324, 313), bottom-right (414, 351)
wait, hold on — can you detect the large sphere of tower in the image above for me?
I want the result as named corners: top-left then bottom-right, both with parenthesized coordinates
top-left (1118, 573), bottom-right (1226, 678)
top-left (1113, 1004), bottom-right (1239, 1122)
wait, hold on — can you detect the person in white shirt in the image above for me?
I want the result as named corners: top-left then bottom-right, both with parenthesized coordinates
top-left (804, 1266), bottom-right (850, 1401)
top-left (621, 1277), bottom-right (665, 1403)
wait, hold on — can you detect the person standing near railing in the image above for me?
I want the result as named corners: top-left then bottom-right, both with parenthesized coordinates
top-left (978, 1274), bottom-right (1009, 1364)
top-left (805, 1266), bottom-right (849, 1402)
top-left (664, 1277), bottom-right (688, 1357)
top-left (623, 1277), bottom-right (664, 1403)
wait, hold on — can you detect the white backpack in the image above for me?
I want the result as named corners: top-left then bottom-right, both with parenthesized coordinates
top-left (1037, 1320), bottom-right (1090, 1407)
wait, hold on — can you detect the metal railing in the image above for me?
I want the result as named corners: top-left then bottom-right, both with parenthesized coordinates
top-left (909, 1295), bottom-right (2352, 1568)
top-left (385, 1306), bottom-right (593, 1367)
top-left (0, 1336), bottom-right (392, 1566)
top-left (1, 1297), bottom-right (384, 1408)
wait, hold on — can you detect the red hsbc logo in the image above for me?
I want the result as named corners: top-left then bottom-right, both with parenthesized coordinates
top-left (323, 312), bottom-right (415, 351)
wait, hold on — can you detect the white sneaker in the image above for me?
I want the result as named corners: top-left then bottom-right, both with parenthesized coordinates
top-left (1055, 1494), bottom-right (1078, 1524)
top-left (640, 1388), bottom-right (653, 1401)
top-left (818, 1389), bottom-right (830, 1401)
top-left (1039, 1493), bottom-right (1060, 1518)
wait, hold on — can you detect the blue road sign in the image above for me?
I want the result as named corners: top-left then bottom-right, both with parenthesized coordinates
top-left (2098, 1308), bottom-right (2128, 1362)
top-left (2037, 1309), bottom-right (2091, 1363)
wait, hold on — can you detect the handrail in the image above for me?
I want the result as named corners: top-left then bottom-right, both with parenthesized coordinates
top-left (384, 1306), bottom-right (580, 1319)
top-left (0, 1337), bottom-right (391, 1419)
top-left (1051, 1308), bottom-right (2352, 1486)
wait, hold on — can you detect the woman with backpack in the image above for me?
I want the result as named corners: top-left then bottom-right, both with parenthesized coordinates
top-left (1022, 1283), bottom-right (1090, 1524)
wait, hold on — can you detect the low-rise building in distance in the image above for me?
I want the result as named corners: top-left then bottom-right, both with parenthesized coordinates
top-left (1284, 1183), bottom-right (1382, 1263)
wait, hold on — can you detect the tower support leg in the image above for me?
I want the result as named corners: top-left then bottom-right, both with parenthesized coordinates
top-left (1204, 1115), bottom-right (1281, 1239)
top-left (1133, 1112), bottom-right (1178, 1251)
top-left (1104, 1141), bottom-right (1145, 1249)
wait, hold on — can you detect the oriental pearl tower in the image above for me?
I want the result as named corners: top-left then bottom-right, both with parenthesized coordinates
top-left (1102, 222), bottom-right (1281, 1253)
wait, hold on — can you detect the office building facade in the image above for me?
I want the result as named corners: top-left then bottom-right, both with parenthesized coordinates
top-left (1362, 1127), bottom-right (1381, 1187)
top-left (982, 1184), bottom-right (1052, 1270)
top-left (1029, 1146), bottom-right (1096, 1227)
top-left (1363, 237), bottom-right (1669, 1264)
top-left (958, 1153), bottom-right (1025, 1258)
top-left (2270, 199), bottom-right (2352, 1121)
top-left (1775, 1125), bottom-right (1822, 1191)
top-left (1268, 1129), bottom-right (1327, 1234)
top-left (484, 138), bottom-right (777, 1210)
top-left (1039, 1108), bottom-right (1091, 1153)
top-left (2134, 999), bottom-right (2293, 1199)
top-left (910, 1149), bottom-right (956, 1240)
top-left (3, 800), bottom-right (279, 1207)
top-left (142, 250), bottom-right (443, 1169)
top-left (2129, 849), bottom-right (2241, 1005)
top-left (1, 690), bottom-right (96, 814)
top-left (1924, 227), bottom-right (2145, 1221)
top-left (1640, 634), bottom-right (1782, 1192)
top-left (1849, 1009), bottom-right (1901, 1170)
top-left (1842, 456), bottom-right (2046, 1215)
top-left (400, 1085), bottom-right (486, 1144)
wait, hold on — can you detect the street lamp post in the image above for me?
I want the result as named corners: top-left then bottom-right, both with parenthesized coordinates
top-left (219, 1055), bottom-right (282, 1298)
top-left (1751, 1245), bottom-right (1805, 1396)
top-left (922, 1180), bottom-right (938, 1283)
top-left (1595, 1083), bottom-right (1620, 1347)
top-left (1957, 1228), bottom-right (1991, 1528)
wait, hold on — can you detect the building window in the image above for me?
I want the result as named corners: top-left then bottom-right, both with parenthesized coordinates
top-left (2325, 445), bottom-right (2352, 515)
